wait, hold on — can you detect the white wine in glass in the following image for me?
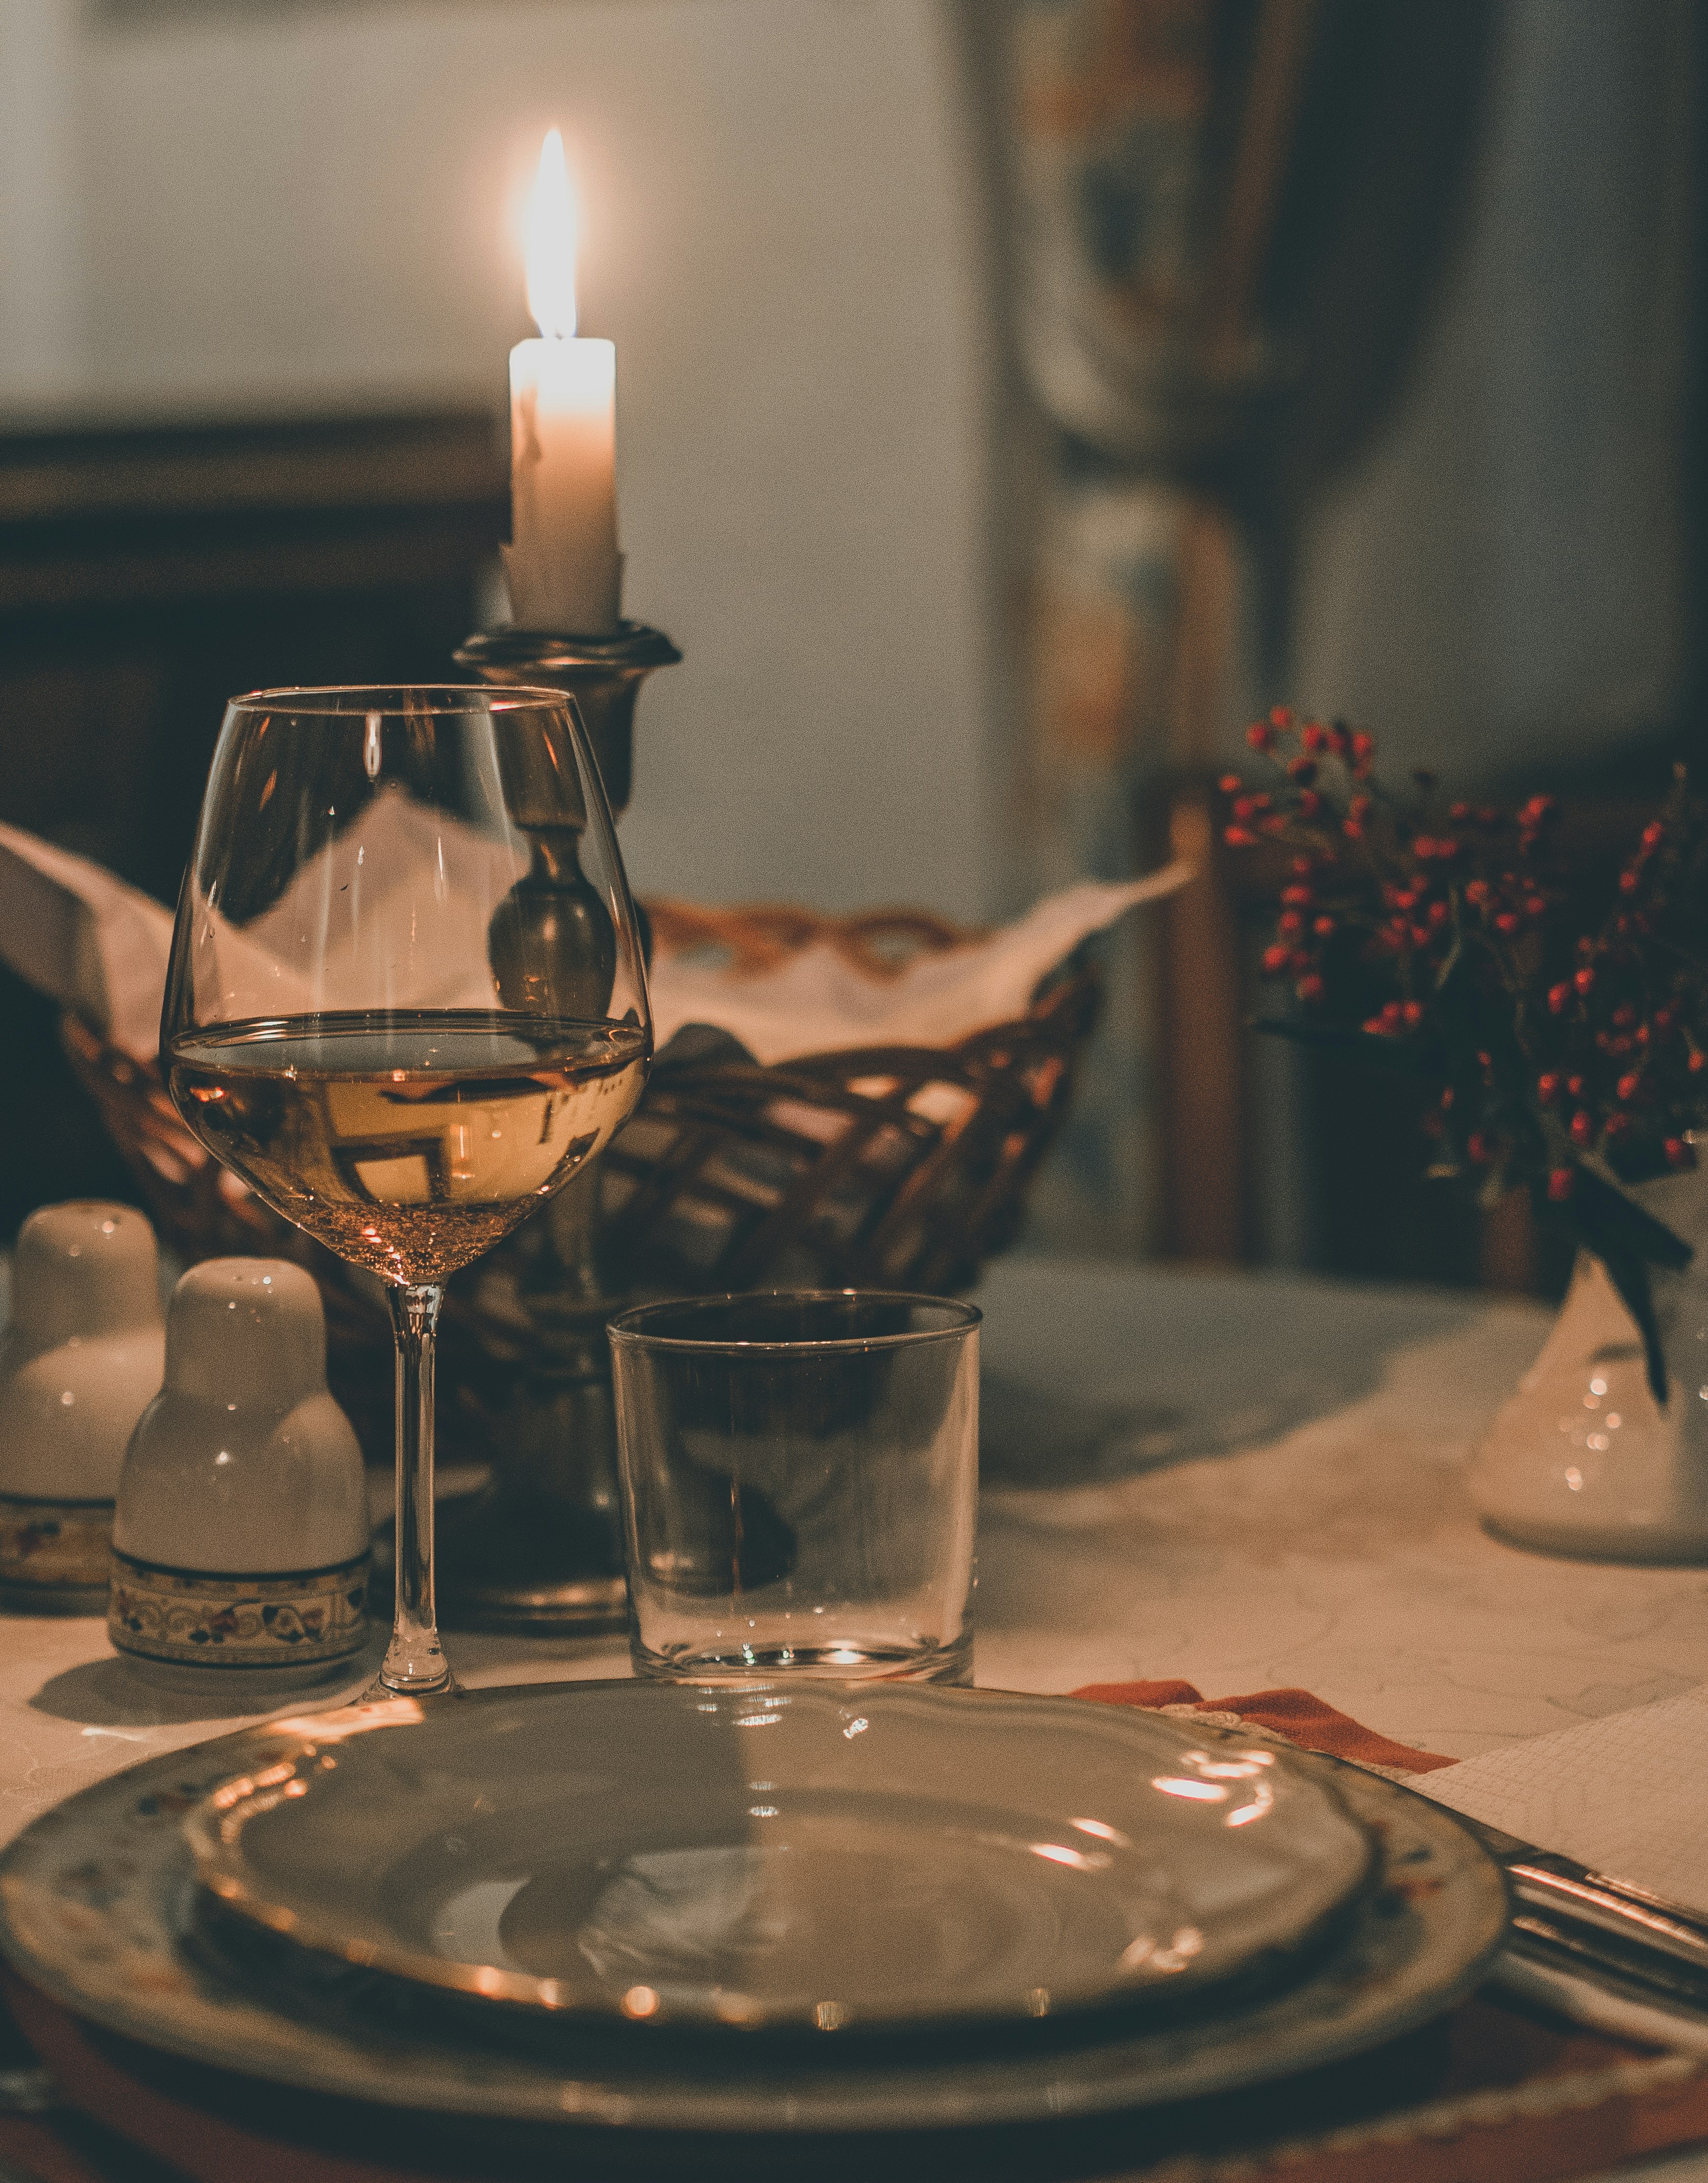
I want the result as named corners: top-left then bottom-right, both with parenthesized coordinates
top-left (163, 688), bottom-right (652, 1695)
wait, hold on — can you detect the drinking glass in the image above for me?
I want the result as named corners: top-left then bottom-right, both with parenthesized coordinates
top-left (163, 686), bottom-right (651, 1695)
top-left (608, 1290), bottom-right (979, 1684)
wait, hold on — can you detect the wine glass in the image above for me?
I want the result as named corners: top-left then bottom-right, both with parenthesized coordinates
top-left (162, 686), bottom-right (651, 1696)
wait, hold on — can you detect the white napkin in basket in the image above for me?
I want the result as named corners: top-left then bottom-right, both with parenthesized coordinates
top-left (647, 873), bottom-right (1190, 1064)
top-left (0, 821), bottom-right (1190, 1065)
top-left (0, 824), bottom-right (175, 1059)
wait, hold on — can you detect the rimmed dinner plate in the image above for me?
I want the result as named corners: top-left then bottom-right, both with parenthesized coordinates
top-left (182, 1681), bottom-right (1375, 2033)
top-left (0, 1685), bottom-right (1509, 2139)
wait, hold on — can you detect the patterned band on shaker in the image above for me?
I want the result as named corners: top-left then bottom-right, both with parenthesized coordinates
top-left (108, 1550), bottom-right (370, 1667)
top-left (0, 1495), bottom-right (113, 1590)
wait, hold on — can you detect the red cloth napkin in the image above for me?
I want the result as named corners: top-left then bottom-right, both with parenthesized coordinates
top-left (1073, 1679), bottom-right (1458, 1773)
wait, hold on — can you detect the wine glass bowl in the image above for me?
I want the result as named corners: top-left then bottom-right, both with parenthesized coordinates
top-left (167, 1010), bottom-right (646, 1288)
top-left (162, 687), bottom-right (651, 1694)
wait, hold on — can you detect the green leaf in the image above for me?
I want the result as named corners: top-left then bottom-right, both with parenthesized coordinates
top-left (1573, 1167), bottom-right (1693, 1272)
top-left (1593, 1244), bottom-right (1669, 1405)
top-left (1476, 1167), bottom-right (1510, 1212)
top-left (1570, 1168), bottom-right (1693, 1404)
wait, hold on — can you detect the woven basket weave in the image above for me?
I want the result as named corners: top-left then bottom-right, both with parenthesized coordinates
top-left (61, 903), bottom-right (1101, 1456)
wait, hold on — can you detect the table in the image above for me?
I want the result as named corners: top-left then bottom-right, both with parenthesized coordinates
top-left (974, 1261), bottom-right (1708, 1754)
top-left (5, 1257), bottom-right (1708, 2182)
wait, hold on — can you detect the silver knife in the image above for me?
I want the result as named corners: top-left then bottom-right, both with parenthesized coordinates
top-left (1456, 1811), bottom-right (1708, 2009)
top-left (1460, 1812), bottom-right (1708, 1961)
top-left (1508, 1910), bottom-right (1708, 2015)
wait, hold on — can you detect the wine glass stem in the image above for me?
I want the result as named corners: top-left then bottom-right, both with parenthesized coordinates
top-left (380, 1283), bottom-right (454, 1695)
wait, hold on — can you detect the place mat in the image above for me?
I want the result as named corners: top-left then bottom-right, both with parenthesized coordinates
top-left (4, 1965), bottom-right (1704, 2183)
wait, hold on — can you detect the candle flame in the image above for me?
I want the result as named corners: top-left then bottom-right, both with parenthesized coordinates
top-left (524, 128), bottom-right (578, 339)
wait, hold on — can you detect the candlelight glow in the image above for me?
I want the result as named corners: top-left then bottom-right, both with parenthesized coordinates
top-left (523, 128), bottom-right (579, 339)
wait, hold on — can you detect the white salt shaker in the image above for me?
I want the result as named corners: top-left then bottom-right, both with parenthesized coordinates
top-left (111, 1259), bottom-right (370, 1686)
top-left (0, 1201), bottom-right (165, 1612)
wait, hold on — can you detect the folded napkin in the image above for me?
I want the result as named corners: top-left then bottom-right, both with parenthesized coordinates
top-left (1423, 1684), bottom-right (1708, 1918)
top-left (0, 824), bottom-right (172, 1062)
top-left (0, 820), bottom-right (1188, 1066)
top-left (1079, 1676), bottom-right (1708, 2060)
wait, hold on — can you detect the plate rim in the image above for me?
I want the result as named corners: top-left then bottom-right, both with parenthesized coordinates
top-left (0, 1683), bottom-right (1512, 2136)
top-left (179, 1677), bottom-right (1382, 2032)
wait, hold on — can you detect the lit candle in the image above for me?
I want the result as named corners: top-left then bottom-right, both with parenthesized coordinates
top-left (504, 130), bottom-right (622, 635)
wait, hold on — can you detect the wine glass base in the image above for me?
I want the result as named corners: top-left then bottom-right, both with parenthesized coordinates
top-left (368, 1625), bottom-right (459, 1700)
top-left (362, 1666), bottom-right (460, 1702)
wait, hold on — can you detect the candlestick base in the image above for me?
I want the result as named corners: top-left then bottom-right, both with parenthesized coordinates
top-left (442, 617), bottom-right (679, 1636)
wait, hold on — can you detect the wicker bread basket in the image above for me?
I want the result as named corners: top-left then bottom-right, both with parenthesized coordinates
top-left (62, 902), bottom-right (1101, 1459)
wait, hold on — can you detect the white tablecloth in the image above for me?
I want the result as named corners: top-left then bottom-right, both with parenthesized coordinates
top-left (4, 1256), bottom-right (1708, 2180)
top-left (14, 1254), bottom-right (1708, 1833)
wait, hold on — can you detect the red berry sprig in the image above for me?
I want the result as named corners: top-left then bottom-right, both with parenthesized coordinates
top-left (1220, 722), bottom-right (1708, 1207)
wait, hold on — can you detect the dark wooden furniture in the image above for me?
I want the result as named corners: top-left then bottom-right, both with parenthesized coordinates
top-left (0, 408), bottom-right (509, 1232)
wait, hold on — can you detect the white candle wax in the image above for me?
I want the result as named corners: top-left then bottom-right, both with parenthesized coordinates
top-left (503, 130), bottom-right (623, 635)
top-left (506, 333), bottom-right (621, 634)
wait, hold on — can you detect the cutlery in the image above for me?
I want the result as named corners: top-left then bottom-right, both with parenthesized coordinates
top-left (1457, 1812), bottom-right (1708, 2015)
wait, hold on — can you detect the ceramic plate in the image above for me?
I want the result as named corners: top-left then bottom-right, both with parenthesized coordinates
top-left (0, 1688), bottom-right (1508, 2136)
top-left (182, 1682), bottom-right (1375, 2032)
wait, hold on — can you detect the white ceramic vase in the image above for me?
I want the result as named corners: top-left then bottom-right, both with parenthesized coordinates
top-left (1471, 1168), bottom-right (1708, 1562)
top-left (111, 1258), bottom-right (371, 1684)
top-left (0, 1201), bottom-right (165, 1610)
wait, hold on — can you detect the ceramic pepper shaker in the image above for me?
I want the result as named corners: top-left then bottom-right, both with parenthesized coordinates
top-left (0, 1201), bottom-right (165, 1612)
top-left (110, 1259), bottom-right (370, 1682)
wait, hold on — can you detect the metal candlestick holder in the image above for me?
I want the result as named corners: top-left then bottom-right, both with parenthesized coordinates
top-left (442, 619), bottom-right (681, 1633)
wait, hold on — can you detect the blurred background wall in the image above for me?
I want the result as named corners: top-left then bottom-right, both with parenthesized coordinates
top-left (1291, 0), bottom-right (1698, 786)
top-left (0, 0), bottom-right (997, 921)
top-left (0, 0), bottom-right (1701, 1287)
top-left (969, 0), bottom-right (1702, 1277)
